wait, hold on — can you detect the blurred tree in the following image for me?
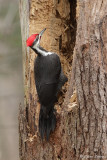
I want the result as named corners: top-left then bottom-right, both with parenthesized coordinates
top-left (19, 0), bottom-right (107, 160)
top-left (0, 1), bottom-right (23, 160)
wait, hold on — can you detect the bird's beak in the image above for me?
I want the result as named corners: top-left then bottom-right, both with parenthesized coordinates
top-left (39, 28), bottom-right (46, 39)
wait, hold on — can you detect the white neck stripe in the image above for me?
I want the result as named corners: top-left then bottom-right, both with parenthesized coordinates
top-left (33, 43), bottom-right (53, 56)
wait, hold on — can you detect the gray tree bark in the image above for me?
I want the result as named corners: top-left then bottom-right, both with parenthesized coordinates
top-left (19, 0), bottom-right (107, 160)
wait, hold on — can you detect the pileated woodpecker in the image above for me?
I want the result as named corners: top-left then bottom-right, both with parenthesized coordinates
top-left (26, 28), bottom-right (67, 140)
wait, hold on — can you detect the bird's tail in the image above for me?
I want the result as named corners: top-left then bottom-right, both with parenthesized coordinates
top-left (39, 104), bottom-right (56, 140)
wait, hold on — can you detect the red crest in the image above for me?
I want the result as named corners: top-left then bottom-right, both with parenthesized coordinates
top-left (26, 34), bottom-right (39, 47)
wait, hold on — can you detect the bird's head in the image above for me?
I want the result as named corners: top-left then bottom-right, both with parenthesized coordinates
top-left (26, 28), bottom-right (46, 49)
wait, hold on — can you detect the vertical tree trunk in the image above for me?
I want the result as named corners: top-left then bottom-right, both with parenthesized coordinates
top-left (19, 0), bottom-right (107, 160)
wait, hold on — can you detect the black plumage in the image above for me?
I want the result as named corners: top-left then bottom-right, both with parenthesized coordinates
top-left (34, 53), bottom-right (67, 140)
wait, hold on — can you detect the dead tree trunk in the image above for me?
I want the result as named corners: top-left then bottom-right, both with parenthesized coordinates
top-left (19, 0), bottom-right (107, 160)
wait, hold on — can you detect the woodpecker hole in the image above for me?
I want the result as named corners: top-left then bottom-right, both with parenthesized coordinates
top-left (58, 0), bottom-right (60, 4)
top-left (26, 106), bottom-right (29, 122)
top-left (59, 35), bottom-right (62, 51)
top-left (56, 0), bottom-right (77, 106)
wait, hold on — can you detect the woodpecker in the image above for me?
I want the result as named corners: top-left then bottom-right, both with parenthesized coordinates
top-left (26, 28), bottom-right (67, 140)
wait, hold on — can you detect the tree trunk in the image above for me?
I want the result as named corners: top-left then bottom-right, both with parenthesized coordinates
top-left (19, 0), bottom-right (107, 160)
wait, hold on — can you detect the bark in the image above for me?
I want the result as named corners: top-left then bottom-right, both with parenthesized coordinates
top-left (19, 0), bottom-right (107, 160)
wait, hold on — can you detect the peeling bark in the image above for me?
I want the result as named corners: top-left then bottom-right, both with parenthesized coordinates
top-left (19, 0), bottom-right (107, 160)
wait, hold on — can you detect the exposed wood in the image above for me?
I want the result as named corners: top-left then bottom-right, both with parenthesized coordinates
top-left (19, 0), bottom-right (107, 160)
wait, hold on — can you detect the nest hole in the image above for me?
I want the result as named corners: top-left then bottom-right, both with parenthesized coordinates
top-left (56, 0), bottom-right (77, 107)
